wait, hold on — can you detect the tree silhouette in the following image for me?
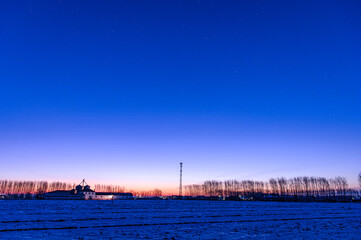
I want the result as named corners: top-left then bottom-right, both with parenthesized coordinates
top-left (183, 175), bottom-right (359, 200)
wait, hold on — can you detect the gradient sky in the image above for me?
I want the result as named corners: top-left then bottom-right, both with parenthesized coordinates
top-left (1, 1), bottom-right (360, 193)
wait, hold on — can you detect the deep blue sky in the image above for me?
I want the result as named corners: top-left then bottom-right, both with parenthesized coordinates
top-left (1, 1), bottom-right (360, 192)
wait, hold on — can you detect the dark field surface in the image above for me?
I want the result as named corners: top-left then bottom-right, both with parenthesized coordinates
top-left (0, 200), bottom-right (360, 239)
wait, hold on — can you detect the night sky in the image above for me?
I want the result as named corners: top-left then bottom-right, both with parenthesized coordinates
top-left (1, 1), bottom-right (360, 193)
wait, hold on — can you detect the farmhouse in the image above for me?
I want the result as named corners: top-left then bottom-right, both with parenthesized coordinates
top-left (44, 190), bottom-right (84, 200)
top-left (44, 180), bottom-right (133, 200)
top-left (96, 192), bottom-right (134, 200)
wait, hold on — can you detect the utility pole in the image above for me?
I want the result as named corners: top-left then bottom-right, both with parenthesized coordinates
top-left (179, 162), bottom-right (183, 196)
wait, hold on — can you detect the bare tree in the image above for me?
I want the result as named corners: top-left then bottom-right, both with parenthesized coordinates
top-left (277, 178), bottom-right (288, 196)
top-left (152, 189), bottom-right (162, 197)
top-left (269, 178), bottom-right (278, 195)
top-left (302, 177), bottom-right (310, 197)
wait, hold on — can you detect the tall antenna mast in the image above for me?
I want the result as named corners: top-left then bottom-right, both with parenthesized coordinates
top-left (179, 162), bottom-right (183, 196)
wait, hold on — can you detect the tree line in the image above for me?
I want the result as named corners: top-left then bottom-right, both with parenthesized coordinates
top-left (0, 180), bottom-right (73, 195)
top-left (93, 184), bottom-right (125, 193)
top-left (0, 179), bottom-right (163, 197)
top-left (128, 189), bottom-right (163, 197)
top-left (93, 185), bottom-right (163, 197)
top-left (0, 180), bottom-right (127, 195)
top-left (185, 176), bottom-right (359, 198)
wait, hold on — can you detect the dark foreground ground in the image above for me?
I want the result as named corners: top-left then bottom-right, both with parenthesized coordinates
top-left (0, 200), bottom-right (360, 239)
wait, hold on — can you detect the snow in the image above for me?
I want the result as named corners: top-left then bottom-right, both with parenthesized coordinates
top-left (0, 200), bottom-right (360, 239)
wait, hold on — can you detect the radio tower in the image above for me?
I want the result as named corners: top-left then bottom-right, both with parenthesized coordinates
top-left (179, 162), bottom-right (183, 196)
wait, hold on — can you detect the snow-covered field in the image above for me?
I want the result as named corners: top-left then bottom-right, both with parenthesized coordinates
top-left (0, 200), bottom-right (360, 239)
